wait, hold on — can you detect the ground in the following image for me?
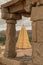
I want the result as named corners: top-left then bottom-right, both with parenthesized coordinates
top-left (0, 45), bottom-right (32, 65)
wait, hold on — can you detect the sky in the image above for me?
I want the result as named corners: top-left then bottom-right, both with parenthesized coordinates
top-left (0, 0), bottom-right (32, 31)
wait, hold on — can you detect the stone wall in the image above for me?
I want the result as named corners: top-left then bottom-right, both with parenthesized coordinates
top-left (31, 6), bottom-right (43, 65)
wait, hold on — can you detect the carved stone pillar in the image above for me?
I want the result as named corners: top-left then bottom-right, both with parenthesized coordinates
top-left (31, 6), bottom-right (43, 65)
top-left (4, 20), bottom-right (17, 58)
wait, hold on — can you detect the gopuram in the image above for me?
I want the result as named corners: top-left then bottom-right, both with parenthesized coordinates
top-left (16, 25), bottom-right (31, 49)
top-left (1, 0), bottom-right (43, 65)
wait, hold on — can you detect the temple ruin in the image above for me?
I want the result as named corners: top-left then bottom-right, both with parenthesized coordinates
top-left (1, 0), bottom-right (43, 65)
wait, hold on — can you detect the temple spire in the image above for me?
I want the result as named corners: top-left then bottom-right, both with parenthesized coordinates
top-left (16, 25), bottom-right (31, 49)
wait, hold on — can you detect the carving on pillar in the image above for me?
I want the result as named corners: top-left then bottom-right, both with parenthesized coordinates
top-left (4, 20), bottom-right (17, 58)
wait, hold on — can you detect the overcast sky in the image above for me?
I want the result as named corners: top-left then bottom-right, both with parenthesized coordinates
top-left (0, 0), bottom-right (32, 31)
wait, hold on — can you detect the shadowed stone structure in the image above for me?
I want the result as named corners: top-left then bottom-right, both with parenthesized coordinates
top-left (4, 20), bottom-right (17, 58)
top-left (1, 0), bottom-right (43, 65)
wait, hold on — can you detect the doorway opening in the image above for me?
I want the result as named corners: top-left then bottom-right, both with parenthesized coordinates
top-left (15, 16), bottom-right (32, 58)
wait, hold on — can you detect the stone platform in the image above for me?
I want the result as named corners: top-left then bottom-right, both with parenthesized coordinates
top-left (0, 56), bottom-right (32, 65)
top-left (0, 48), bottom-right (32, 65)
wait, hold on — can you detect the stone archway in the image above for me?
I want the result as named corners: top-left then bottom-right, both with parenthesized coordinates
top-left (1, 0), bottom-right (43, 65)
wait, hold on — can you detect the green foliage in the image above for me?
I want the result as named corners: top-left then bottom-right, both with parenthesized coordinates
top-left (0, 36), bottom-right (6, 45)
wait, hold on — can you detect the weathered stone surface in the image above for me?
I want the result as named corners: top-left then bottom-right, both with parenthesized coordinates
top-left (32, 22), bottom-right (37, 42)
top-left (1, 0), bottom-right (19, 8)
top-left (31, 6), bottom-right (43, 21)
top-left (6, 20), bottom-right (16, 24)
top-left (9, 1), bottom-right (24, 13)
top-left (31, 0), bottom-right (39, 4)
top-left (0, 47), bottom-right (1, 54)
top-left (2, 13), bottom-right (21, 20)
top-left (4, 20), bottom-right (17, 58)
top-left (2, 12), bottom-right (10, 19)
top-left (21, 13), bottom-right (30, 17)
top-left (0, 56), bottom-right (20, 65)
top-left (0, 56), bottom-right (32, 65)
top-left (32, 42), bottom-right (43, 65)
top-left (2, 8), bottom-right (9, 13)
top-left (1, 8), bottom-right (9, 19)
top-left (37, 21), bottom-right (43, 42)
top-left (39, 0), bottom-right (43, 5)
top-left (24, 0), bottom-right (31, 13)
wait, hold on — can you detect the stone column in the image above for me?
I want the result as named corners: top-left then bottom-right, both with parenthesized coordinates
top-left (4, 20), bottom-right (17, 58)
top-left (31, 6), bottom-right (43, 65)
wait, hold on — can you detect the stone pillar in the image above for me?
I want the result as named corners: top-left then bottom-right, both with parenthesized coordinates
top-left (31, 6), bottom-right (43, 65)
top-left (4, 20), bottom-right (17, 58)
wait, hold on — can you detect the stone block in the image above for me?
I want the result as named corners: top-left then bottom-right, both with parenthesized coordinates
top-left (32, 22), bottom-right (37, 42)
top-left (32, 42), bottom-right (43, 65)
top-left (2, 12), bottom-right (10, 19)
top-left (24, 0), bottom-right (31, 13)
top-left (2, 12), bottom-right (21, 20)
top-left (0, 47), bottom-right (1, 54)
top-left (39, 0), bottom-right (43, 5)
top-left (31, 6), bottom-right (43, 21)
top-left (37, 21), bottom-right (43, 42)
top-left (9, 2), bottom-right (24, 13)
top-left (1, 57), bottom-right (20, 65)
top-left (31, 0), bottom-right (39, 4)
top-left (2, 8), bottom-right (9, 13)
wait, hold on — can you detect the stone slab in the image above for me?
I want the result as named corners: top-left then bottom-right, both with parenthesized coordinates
top-left (39, 0), bottom-right (43, 5)
top-left (0, 56), bottom-right (32, 65)
top-left (24, 0), bottom-right (31, 13)
top-left (0, 57), bottom-right (20, 65)
top-left (0, 47), bottom-right (1, 54)
top-left (9, 1), bottom-right (24, 13)
top-left (31, 6), bottom-right (43, 21)
top-left (32, 22), bottom-right (37, 42)
top-left (32, 42), bottom-right (43, 65)
top-left (37, 21), bottom-right (43, 42)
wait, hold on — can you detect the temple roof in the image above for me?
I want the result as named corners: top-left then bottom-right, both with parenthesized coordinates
top-left (1, 0), bottom-right (41, 19)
